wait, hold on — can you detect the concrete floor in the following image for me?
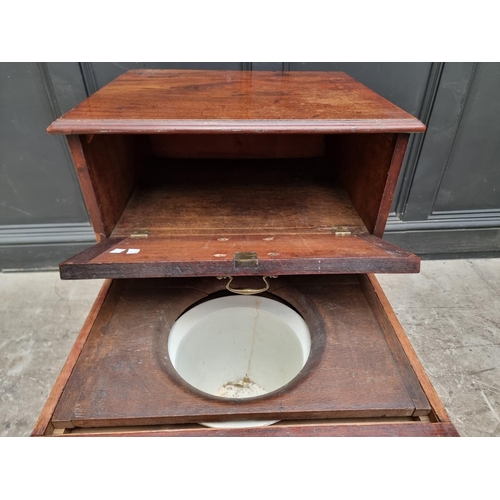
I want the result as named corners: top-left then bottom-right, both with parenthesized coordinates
top-left (1, 260), bottom-right (499, 437)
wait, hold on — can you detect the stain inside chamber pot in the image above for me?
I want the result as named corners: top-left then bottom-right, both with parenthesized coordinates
top-left (216, 377), bottom-right (267, 398)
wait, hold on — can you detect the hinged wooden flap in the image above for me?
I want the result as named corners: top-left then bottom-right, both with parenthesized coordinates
top-left (59, 233), bottom-right (419, 279)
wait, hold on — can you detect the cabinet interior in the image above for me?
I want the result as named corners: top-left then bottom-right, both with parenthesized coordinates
top-left (81, 132), bottom-right (400, 239)
top-left (59, 132), bottom-right (418, 279)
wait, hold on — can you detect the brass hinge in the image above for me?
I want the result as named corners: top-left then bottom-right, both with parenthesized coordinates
top-left (234, 251), bottom-right (259, 268)
top-left (130, 230), bottom-right (149, 239)
top-left (332, 226), bottom-right (352, 236)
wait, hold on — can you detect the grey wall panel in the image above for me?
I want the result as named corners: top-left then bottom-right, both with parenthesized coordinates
top-left (385, 62), bottom-right (500, 256)
top-left (0, 63), bottom-right (88, 226)
top-left (45, 62), bottom-right (89, 114)
top-left (0, 242), bottom-right (93, 271)
top-left (251, 63), bottom-right (285, 71)
top-left (434, 63), bottom-right (500, 213)
top-left (402, 63), bottom-right (476, 222)
top-left (385, 227), bottom-right (500, 258)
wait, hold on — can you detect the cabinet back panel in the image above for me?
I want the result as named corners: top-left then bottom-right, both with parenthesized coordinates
top-left (149, 134), bottom-right (325, 159)
top-left (115, 158), bottom-right (364, 236)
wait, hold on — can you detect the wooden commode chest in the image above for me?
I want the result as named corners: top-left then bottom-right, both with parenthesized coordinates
top-left (32, 70), bottom-right (458, 437)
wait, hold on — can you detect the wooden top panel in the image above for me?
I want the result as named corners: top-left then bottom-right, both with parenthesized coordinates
top-left (48, 70), bottom-right (425, 134)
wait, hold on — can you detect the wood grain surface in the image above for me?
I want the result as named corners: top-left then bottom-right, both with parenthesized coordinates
top-left (47, 70), bottom-right (426, 134)
top-left (327, 133), bottom-right (409, 236)
top-left (149, 134), bottom-right (326, 158)
top-left (80, 134), bottom-right (140, 237)
top-left (114, 158), bottom-right (365, 236)
top-left (51, 275), bottom-right (430, 428)
top-left (59, 422), bottom-right (459, 437)
top-left (31, 280), bottom-right (113, 436)
top-left (365, 274), bottom-right (453, 423)
top-left (373, 134), bottom-right (410, 236)
top-left (66, 135), bottom-right (106, 240)
top-left (59, 233), bottom-right (420, 279)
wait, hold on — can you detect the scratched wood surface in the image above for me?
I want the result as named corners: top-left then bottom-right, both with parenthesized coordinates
top-left (327, 133), bottom-right (410, 236)
top-left (364, 274), bottom-right (453, 423)
top-left (114, 159), bottom-right (365, 236)
top-left (59, 233), bottom-right (420, 279)
top-left (47, 70), bottom-right (426, 134)
top-left (31, 280), bottom-right (113, 436)
top-left (78, 134), bottom-right (141, 238)
top-left (51, 275), bottom-right (430, 428)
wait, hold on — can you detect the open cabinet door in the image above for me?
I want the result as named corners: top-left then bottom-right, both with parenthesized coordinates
top-left (59, 232), bottom-right (419, 279)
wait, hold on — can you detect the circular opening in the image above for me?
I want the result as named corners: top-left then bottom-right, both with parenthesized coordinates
top-left (168, 296), bottom-right (311, 401)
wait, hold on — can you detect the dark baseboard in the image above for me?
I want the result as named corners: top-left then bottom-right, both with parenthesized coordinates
top-left (0, 242), bottom-right (94, 271)
top-left (1, 222), bottom-right (499, 271)
top-left (0, 223), bottom-right (95, 271)
top-left (384, 226), bottom-right (500, 257)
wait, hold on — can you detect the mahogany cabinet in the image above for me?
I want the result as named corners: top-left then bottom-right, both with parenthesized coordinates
top-left (32, 70), bottom-right (458, 437)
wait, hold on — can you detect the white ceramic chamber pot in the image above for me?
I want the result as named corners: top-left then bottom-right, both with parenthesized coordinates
top-left (167, 295), bottom-right (311, 428)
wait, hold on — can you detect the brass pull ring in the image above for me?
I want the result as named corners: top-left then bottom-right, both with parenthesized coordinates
top-left (217, 276), bottom-right (277, 295)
